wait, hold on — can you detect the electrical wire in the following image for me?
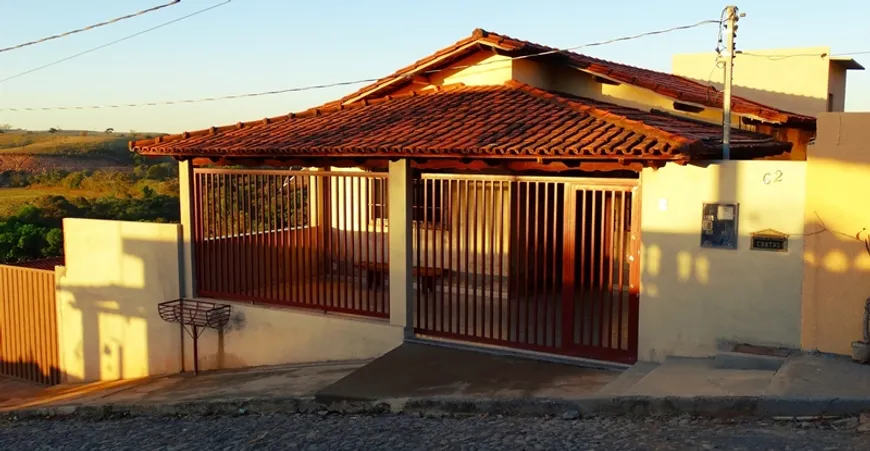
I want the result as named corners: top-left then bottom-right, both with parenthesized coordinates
top-left (0, 1), bottom-right (231, 84)
top-left (0, 80), bottom-right (383, 112)
top-left (739, 50), bottom-right (870, 60)
top-left (0, 18), bottom-right (719, 112)
top-left (703, 7), bottom-right (728, 95)
top-left (0, 1), bottom-right (182, 54)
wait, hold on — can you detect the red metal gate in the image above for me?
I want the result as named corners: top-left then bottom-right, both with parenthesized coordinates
top-left (412, 174), bottom-right (640, 364)
top-left (191, 168), bottom-right (390, 319)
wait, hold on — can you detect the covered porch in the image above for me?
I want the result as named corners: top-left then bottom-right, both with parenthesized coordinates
top-left (132, 82), bottom-right (792, 364)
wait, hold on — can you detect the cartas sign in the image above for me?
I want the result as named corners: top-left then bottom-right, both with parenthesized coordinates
top-left (750, 229), bottom-right (789, 252)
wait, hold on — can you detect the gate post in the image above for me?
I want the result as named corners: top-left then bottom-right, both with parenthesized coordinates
top-left (178, 160), bottom-right (195, 299)
top-left (388, 159), bottom-right (413, 336)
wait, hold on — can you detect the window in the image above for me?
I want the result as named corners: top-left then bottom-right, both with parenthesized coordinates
top-left (412, 178), bottom-right (444, 226)
top-left (369, 178), bottom-right (387, 222)
top-left (369, 177), bottom-right (444, 227)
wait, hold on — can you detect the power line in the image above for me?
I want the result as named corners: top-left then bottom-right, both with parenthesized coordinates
top-left (739, 50), bottom-right (870, 60)
top-left (0, 80), bottom-right (383, 112)
top-left (518, 18), bottom-right (720, 56)
top-left (704, 7), bottom-right (728, 90)
top-left (0, 1), bottom-right (181, 54)
top-left (0, 18), bottom-right (719, 113)
top-left (0, 1), bottom-right (232, 84)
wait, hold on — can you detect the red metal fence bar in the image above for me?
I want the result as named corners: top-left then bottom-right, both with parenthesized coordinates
top-left (413, 174), bottom-right (640, 364)
top-left (0, 265), bottom-right (61, 385)
top-left (192, 168), bottom-right (389, 319)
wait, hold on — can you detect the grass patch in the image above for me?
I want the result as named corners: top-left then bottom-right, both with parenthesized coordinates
top-left (0, 187), bottom-right (103, 216)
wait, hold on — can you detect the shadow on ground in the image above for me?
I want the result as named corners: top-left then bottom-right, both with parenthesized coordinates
top-left (314, 343), bottom-right (619, 403)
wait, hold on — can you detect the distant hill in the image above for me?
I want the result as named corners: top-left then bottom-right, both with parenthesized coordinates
top-left (0, 129), bottom-right (166, 172)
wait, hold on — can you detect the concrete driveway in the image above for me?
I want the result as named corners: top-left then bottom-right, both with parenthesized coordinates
top-left (315, 342), bottom-right (619, 402)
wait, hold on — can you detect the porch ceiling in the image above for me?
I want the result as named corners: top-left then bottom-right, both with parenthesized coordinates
top-left (130, 81), bottom-right (791, 163)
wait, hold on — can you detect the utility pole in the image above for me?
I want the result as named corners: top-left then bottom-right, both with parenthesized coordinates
top-left (722, 5), bottom-right (740, 160)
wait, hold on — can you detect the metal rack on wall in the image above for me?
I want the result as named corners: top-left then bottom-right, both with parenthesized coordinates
top-left (158, 299), bottom-right (231, 375)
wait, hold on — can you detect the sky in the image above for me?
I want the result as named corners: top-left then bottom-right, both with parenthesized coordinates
top-left (0, 0), bottom-right (867, 133)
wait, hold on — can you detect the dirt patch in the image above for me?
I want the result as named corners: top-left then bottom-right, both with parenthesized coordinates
top-left (0, 154), bottom-right (130, 172)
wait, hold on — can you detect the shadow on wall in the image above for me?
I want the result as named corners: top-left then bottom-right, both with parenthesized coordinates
top-left (802, 216), bottom-right (870, 354)
top-left (55, 219), bottom-right (183, 383)
top-left (0, 359), bottom-right (62, 386)
top-left (801, 113), bottom-right (870, 355)
top-left (638, 160), bottom-right (806, 361)
top-left (639, 153), bottom-right (870, 361)
top-left (640, 220), bottom-right (869, 359)
top-left (700, 79), bottom-right (828, 121)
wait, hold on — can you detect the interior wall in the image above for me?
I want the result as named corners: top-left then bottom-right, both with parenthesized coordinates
top-left (638, 160), bottom-right (807, 362)
top-left (416, 180), bottom-right (511, 279)
top-left (329, 174), bottom-right (512, 278)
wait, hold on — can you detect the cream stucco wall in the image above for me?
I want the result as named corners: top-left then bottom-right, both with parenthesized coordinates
top-left (393, 49), bottom-right (759, 133)
top-left (183, 301), bottom-right (404, 371)
top-left (801, 113), bottom-right (870, 355)
top-left (828, 64), bottom-right (847, 112)
top-left (673, 47), bottom-right (835, 117)
top-left (392, 52), bottom-right (512, 95)
top-left (638, 160), bottom-right (807, 362)
top-left (55, 218), bottom-right (183, 383)
top-left (515, 59), bottom-right (747, 131)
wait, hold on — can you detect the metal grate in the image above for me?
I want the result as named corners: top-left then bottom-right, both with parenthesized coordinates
top-left (158, 299), bottom-right (231, 330)
top-left (412, 174), bottom-right (641, 364)
top-left (192, 168), bottom-right (390, 318)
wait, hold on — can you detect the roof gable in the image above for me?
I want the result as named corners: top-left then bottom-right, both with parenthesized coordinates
top-left (334, 29), bottom-right (816, 128)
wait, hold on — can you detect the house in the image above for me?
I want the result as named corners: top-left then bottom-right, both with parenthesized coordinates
top-left (122, 29), bottom-right (820, 370)
top-left (674, 46), bottom-right (864, 117)
top-left (673, 46), bottom-right (864, 160)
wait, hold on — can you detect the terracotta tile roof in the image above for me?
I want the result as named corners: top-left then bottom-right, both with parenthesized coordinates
top-left (6, 256), bottom-right (64, 271)
top-left (132, 82), bottom-right (789, 160)
top-left (336, 29), bottom-right (816, 128)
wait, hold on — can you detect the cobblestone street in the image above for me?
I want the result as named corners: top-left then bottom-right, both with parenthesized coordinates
top-left (0, 414), bottom-right (865, 450)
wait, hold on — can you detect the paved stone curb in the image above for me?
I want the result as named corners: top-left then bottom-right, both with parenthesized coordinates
top-left (3, 396), bottom-right (870, 421)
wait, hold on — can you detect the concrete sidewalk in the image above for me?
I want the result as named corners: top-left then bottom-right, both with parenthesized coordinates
top-left (2, 344), bottom-right (870, 419)
top-left (0, 360), bottom-right (368, 412)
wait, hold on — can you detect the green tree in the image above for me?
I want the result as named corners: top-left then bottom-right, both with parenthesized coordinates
top-left (145, 163), bottom-right (172, 180)
top-left (61, 172), bottom-right (86, 189)
top-left (0, 217), bottom-right (57, 262)
top-left (43, 228), bottom-right (64, 256)
top-left (0, 192), bottom-right (180, 264)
